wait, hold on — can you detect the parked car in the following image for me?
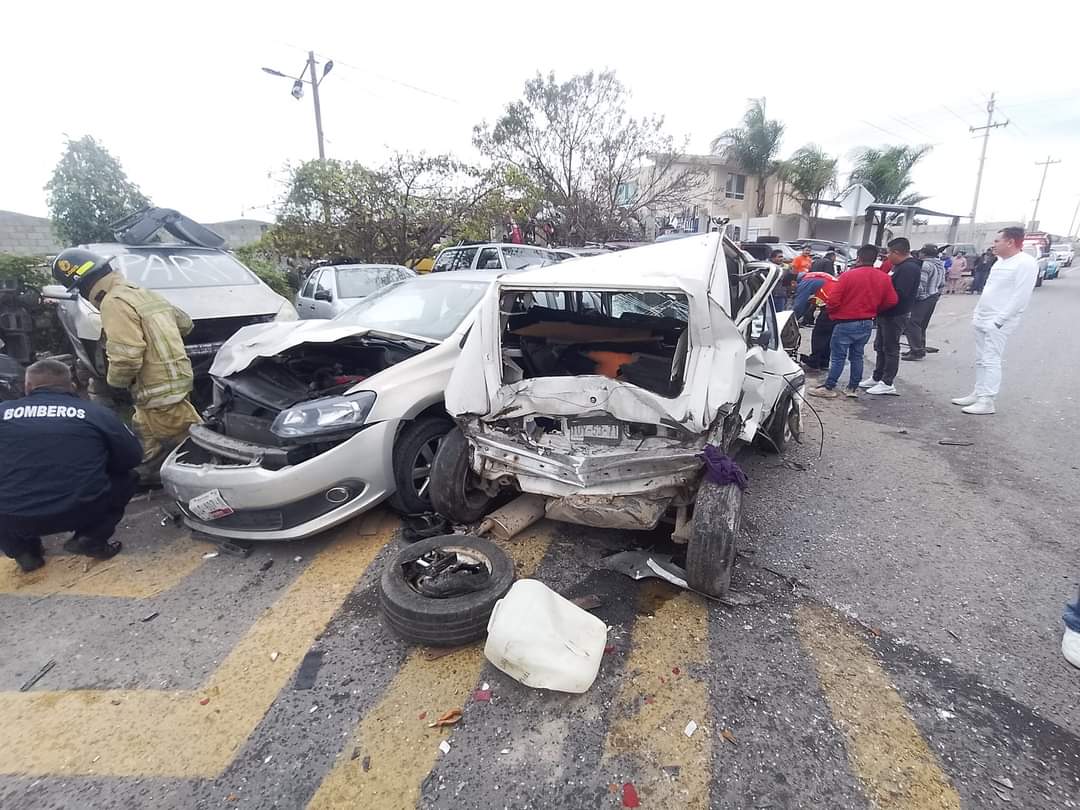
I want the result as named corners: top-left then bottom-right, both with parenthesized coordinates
top-left (430, 232), bottom-right (804, 597)
top-left (295, 264), bottom-right (414, 319)
top-left (1050, 243), bottom-right (1074, 267)
top-left (1023, 244), bottom-right (1050, 287)
top-left (42, 209), bottom-right (297, 406)
top-left (160, 271), bottom-right (502, 541)
top-left (431, 243), bottom-right (561, 272)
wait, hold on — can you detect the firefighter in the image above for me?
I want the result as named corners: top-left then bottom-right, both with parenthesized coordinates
top-left (51, 248), bottom-right (200, 478)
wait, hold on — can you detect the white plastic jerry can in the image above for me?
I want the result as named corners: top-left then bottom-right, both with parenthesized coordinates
top-left (484, 578), bottom-right (608, 693)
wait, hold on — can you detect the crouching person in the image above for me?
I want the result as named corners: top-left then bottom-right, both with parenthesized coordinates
top-left (0, 359), bottom-right (142, 572)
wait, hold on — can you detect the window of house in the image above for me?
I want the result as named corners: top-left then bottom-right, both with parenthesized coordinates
top-left (725, 173), bottom-right (747, 200)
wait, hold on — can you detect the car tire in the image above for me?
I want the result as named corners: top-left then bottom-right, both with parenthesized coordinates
top-left (756, 390), bottom-right (797, 454)
top-left (379, 534), bottom-right (514, 646)
top-left (429, 427), bottom-right (494, 524)
top-left (686, 480), bottom-right (743, 597)
top-left (387, 416), bottom-right (454, 515)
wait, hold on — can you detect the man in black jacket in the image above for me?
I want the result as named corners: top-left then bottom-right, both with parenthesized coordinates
top-left (0, 359), bottom-right (142, 572)
top-left (860, 237), bottom-right (922, 396)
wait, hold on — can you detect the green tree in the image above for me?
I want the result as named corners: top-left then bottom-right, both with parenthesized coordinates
top-left (848, 145), bottom-right (931, 206)
top-left (712, 100), bottom-right (784, 217)
top-left (474, 70), bottom-right (702, 243)
top-left (269, 154), bottom-right (501, 264)
top-left (45, 136), bottom-right (151, 245)
top-left (785, 145), bottom-right (838, 235)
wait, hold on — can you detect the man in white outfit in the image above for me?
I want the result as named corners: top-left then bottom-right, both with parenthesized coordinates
top-left (951, 227), bottom-right (1038, 415)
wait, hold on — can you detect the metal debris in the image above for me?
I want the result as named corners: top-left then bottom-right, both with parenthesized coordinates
top-left (19, 659), bottom-right (56, 692)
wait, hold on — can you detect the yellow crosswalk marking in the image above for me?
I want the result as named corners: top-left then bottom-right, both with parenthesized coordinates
top-left (601, 581), bottom-right (712, 808)
top-left (0, 514), bottom-right (393, 777)
top-left (306, 524), bottom-right (555, 810)
top-left (797, 604), bottom-right (961, 810)
top-left (0, 534), bottom-right (210, 599)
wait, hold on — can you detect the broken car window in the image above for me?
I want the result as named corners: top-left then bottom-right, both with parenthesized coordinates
top-left (500, 288), bottom-right (690, 398)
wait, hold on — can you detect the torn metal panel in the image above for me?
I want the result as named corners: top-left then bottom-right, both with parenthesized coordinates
top-left (544, 493), bottom-right (669, 530)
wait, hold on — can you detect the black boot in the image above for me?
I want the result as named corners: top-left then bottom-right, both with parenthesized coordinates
top-left (64, 535), bottom-right (123, 560)
top-left (14, 552), bottom-right (45, 572)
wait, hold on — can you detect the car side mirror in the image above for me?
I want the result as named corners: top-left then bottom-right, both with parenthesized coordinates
top-left (41, 284), bottom-right (78, 301)
top-left (314, 289), bottom-right (332, 302)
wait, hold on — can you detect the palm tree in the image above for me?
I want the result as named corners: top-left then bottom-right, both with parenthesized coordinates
top-left (848, 145), bottom-right (932, 206)
top-left (711, 100), bottom-right (784, 217)
top-left (786, 145), bottom-right (839, 231)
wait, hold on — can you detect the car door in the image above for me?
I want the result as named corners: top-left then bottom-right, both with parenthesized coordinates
top-left (311, 268), bottom-right (336, 318)
top-left (296, 271), bottom-right (320, 319)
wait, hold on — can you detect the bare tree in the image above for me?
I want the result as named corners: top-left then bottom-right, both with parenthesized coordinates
top-left (475, 70), bottom-right (702, 243)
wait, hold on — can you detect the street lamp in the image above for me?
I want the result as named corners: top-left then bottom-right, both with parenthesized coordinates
top-left (261, 51), bottom-right (333, 160)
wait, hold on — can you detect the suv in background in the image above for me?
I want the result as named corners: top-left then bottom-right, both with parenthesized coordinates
top-left (1050, 243), bottom-right (1074, 268)
top-left (432, 243), bottom-right (561, 272)
top-left (43, 208), bottom-right (297, 405)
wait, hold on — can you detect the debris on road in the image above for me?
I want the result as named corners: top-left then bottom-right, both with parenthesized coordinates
top-left (603, 550), bottom-right (765, 606)
top-left (484, 579), bottom-right (607, 693)
top-left (308, 705), bottom-right (318, 714)
top-left (939, 439), bottom-right (975, 447)
top-left (422, 646), bottom-right (470, 661)
top-left (947, 629), bottom-right (962, 642)
top-left (428, 708), bottom-right (463, 727)
top-left (684, 720), bottom-right (698, 738)
top-left (140, 611), bottom-right (159, 623)
top-left (477, 493), bottom-right (546, 541)
top-left (362, 755), bottom-right (370, 772)
top-left (473, 689), bottom-right (492, 702)
top-left (202, 552), bottom-right (219, 559)
top-left (19, 659), bottom-right (56, 692)
top-left (992, 776), bottom-right (1015, 791)
top-left (438, 740), bottom-right (451, 755)
top-left (936, 708), bottom-right (956, 720)
top-left (259, 558), bottom-right (274, 572)
top-left (293, 556), bottom-right (303, 562)
top-left (570, 594), bottom-right (604, 611)
top-left (621, 782), bottom-right (641, 808)
top-left (199, 697), bottom-right (210, 706)
top-left (270, 651), bottom-right (280, 662)
top-left (721, 729), bottom-right (737, 744)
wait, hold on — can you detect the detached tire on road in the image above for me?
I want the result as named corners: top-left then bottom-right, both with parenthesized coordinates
top-left (379, 534), bottom-right (514, 646)
top-left (429, 427), bottom-right (494, 524)
top-left (686, 480), bottom-right (743, 597)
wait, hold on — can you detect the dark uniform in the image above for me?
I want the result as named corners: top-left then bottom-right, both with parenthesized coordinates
top-left (0, 387), bottom-right (142, 566)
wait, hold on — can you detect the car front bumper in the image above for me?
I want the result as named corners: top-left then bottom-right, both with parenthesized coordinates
top-left (161, 419), bottom-right (398, 541)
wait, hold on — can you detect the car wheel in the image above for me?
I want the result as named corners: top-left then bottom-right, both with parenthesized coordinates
top-left (387, 416), bottom-right (453, 515)
top-left (686, 480), bottom-right (743, 597)
top-left (756, 390), bottom-right (798, 454)
top-left (378, 534), bottom-right (514, 646)
top-left (429, 427), bottom-right (494, 524)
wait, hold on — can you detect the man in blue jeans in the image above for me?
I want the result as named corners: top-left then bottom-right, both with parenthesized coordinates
top-left (809, 245), bottom-right (898, 399)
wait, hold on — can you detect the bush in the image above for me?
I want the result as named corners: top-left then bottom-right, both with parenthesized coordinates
top-left (234, 239), bottom-right (296, 299)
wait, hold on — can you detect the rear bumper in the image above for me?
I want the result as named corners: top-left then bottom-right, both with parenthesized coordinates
top-left (161, 419), bottom-right (398, 541)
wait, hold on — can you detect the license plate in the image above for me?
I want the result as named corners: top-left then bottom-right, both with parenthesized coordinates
top-left (187, 489), bottom-right (235, 521)
top-left (569, 420), bottom-right (622, 444)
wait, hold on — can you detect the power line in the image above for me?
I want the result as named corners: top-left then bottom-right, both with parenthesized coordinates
top-left (941, 105), bottom-right (972, 127)
top-left (322, 55), bottom-right (464, 105)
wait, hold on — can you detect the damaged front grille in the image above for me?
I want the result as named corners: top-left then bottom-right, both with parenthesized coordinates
top-left (185, 314), bottom-right (276, 357)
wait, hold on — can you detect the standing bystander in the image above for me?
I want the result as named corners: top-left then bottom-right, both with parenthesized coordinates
top-left (971, 248), bottom-right (995, 293)
top-left (902, 244), bottom-right (946, 361)
top-left (947, 251), bottom-right (967, 293)
top-left (951, 227), bottom-right (1038, 415)
top-left (861, 238), bottom-right (921, 396)
top-left (808, 245), bottom-right (897, 399)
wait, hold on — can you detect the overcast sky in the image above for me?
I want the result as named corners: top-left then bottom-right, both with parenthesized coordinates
top-left (5, 1), bottom-right (1079, 235)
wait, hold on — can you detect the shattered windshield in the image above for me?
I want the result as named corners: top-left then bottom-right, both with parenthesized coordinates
top-left (333, 278), bottom-right (487, 341)
top-left (336, 266), bottom-right (414, 299)
top-left (112, 250), bottom-right (258, 289)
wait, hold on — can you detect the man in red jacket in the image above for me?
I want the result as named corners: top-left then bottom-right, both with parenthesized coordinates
top-left (809, 244), bottom-right (898, 398)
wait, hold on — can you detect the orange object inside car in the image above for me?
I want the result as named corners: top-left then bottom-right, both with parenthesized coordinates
top-left (585, 350), bottom-right (636, 379)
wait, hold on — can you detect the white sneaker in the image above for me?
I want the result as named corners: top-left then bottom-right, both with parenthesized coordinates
top-left (858, 378), bottom-right (877, 389)
top-left (951, 393), bottom-right (978, 406)
top-left (867, 382), bottom-right (899, 396)
top-left (961, 397), bottom-right (995, 415)
top-left (1063, 627), bottom-right (1080, 669)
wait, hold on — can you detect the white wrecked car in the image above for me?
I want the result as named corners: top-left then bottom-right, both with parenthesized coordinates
top-left (429, 233), bottom-right (803, 596)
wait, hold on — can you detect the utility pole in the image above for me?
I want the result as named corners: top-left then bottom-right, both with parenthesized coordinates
top-left (968, 92), bottom-right (1008, 243)
top-left (1068, 196), bottom-right (1080, 239)
top-left (1030, 155), bottom-right (1061, 230)
top-left (262, 52), bottom-right (333, 161)
top-left (307, 51), bottom-right (326, 161)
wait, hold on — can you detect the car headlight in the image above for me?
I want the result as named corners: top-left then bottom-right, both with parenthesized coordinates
top-left (271, 391), bottom-right (377, 439)
top-left (274, 301), bottom-right (299, 321)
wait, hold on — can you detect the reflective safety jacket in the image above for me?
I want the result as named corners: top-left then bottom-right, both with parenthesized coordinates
top-left (89, 274), bottom-right (195, 409)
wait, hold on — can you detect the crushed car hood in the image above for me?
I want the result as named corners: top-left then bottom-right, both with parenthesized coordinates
top-left (209, 319), bottom-right (428, 377)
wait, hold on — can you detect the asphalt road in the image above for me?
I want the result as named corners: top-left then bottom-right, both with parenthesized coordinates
top-left (1, 271), bottom-right (1077, 810)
